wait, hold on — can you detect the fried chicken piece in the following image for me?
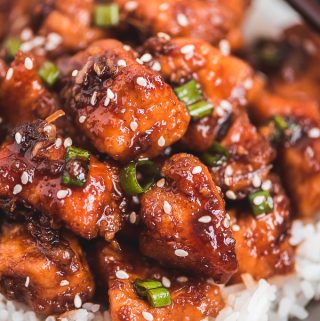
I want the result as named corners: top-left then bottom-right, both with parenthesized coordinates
top-left (210, 110), bottom-right (275, 200)
top-left (251, 91), bottom-right (320, 217)
top-left (0, 52), bottom-right (58, 127)
top-left (0, 220), bottom-right (94, 315)
top-left (140, 153), bottom-right (237, 283)
top-left (0, 119), bottom-right (124, 239)
top-left (230, 175), bottom-right (294, 282)
top-left (142, 36), bottom-right (262, 152)
top-left (92, 241), bottom-right (225, 321)
top-left (117, 0), bottom-right (250, 49)
top-left (61, 39), bottom-right (190, 162)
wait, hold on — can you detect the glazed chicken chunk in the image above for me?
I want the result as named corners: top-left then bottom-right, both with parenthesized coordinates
top-left (61, 39), bottom-right (190, 162)
top-left (0, 119), bottom-right (124, 239)
top-left (140, 153), bottom-right (238, 283)
top-left (0, 219), bottom-right (94, 315)
top-left (92, 242), bottom-right (225, 321)
top-left (117, 0), bottom-right (250, 49)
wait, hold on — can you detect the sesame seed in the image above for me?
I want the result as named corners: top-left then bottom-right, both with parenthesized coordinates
top-left (64, 137), bottom-right (73, 148)
top-left (79, 115), bottom-right (86, 124)
top-left (225, 166), bottom-right (233, 176)
top-left (219, 39), bottom-right (230, 56)
top-left (262, 180), bottom-right (272, 191)
top-left (136, 58), bottom-right (143, 64)
top-left (174, 249), bottom-right (188, 257)
top-left (55, 138), bottom-right (62, 148)
top-left (140, 53), bottom-right (152, 63)
top-left (72, 70), bottom-right (78, 77)
top-left (74, 294), bottom-right (82, 309)
top-left (192, 166), bottom-right (202, 174)
top-left (226, 190), bottom-right (237, 200)
top-left (177, 13), bottom-right (189, 27)
top-left (117, 59), bottom-right (127, 67)
top-left (244, 78), bottom-right (253, 90)
top-left (57, 189), bottom-right (69, 199)
top-left (142, 311), bottom-right (153, 321)
top-left (90, 91), bottom-right (98, 106)
top-left (198, 215), bottom-right (212, 223)
top-left (308, 128), bottom-right (320, 138)
top-left (158, 136), bottom-right (165, 147)
top-left (231, 133), bottom-right (240, 143)
top-left (129, 211), bottom-right (137, 224)
top-left (21, 28), bottom-right (33, 41)
top-left (60, 280), bottom-right (69, 286)
top-left (123, 45), bottom-right (131, 51)
top-left (253, 195), bottom-right (265, 206)
top-left (162, 276), bottom-right (171, 288)
top-left (156, 178), bottom-right (165, 188)
top-left (15, 132), bottom-right (22, 144)
top-left (107, 88), bottom-right (115, 100)
top-left (21, 171), bottom-right (29, 185)
top-left (104, 97), bottom-right (110, 107)
top-left (116, 270), bottom-right (129, 279)
top-left (151, 61), bottom-right (161, 71)
top-left (125, 1), bottom-right (138, 11)
top-left (223, 217), bottom-right (230, 228)
top-left (24, 276), bottom-right (30, 288)
top-left (6, 68), bottom-right (13, 80)
top-left (130, 121), bottom-right (138, 131)
top-left (13, 184), bottom-right (23, 195)
top-left (232, 224), bottom-right (240, 232)
top-left (157, 32), bottom-right (171, 41)
top-left (177, 276), bottom-right (188, 282)
top-left (137, 77), bottom-right (147, 87)
top-left (24, 57), bottom-right (33, 70)
top-left (181, 44), bottom-right (195, 56)
top-left (163, 201), bottom-right (172, 214)
top-left (252, 174), bottom-right (261, 188)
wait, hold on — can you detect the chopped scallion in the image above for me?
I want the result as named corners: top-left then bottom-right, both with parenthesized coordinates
top-left (120, 160), bottom-right (159, 195)
top-left (39, 61), bottom-right (60, 87)
top-left (201, 142), bottom-right (229, 167)
top-left (147, 287), bottom-right (172, 308)
top-left (62, 146), bottom-right (90, 187)
top-left (248, 190), bottom-right (274, 216)
top-left (273, 115), bottom-right (288, 132)
top-left (188, 100), bottom-right (213, 120)
top-left (4, 37), bottom-right (21, 59)
top-left (133, 279), bottom-right (162, 298)
top-left (174, 80), bottom-right (202, 106)
top-left (94, 4), bottom-right (119, 27)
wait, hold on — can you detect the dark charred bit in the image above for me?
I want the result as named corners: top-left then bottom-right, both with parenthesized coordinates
top-left (142, 36), bottom-right (176, 57)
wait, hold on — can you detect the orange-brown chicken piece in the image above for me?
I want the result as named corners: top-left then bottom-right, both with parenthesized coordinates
top-left (93, 242), bottom-right (225, 321)
top-left (117, 0), bottom-right (250, 49)
top-left (230, 175), bottom-right (294, 282)
top-left (142, 36), bottom-right (262, 152)
top-left (140, 153), bottom-right (237, 283)
top-left (251, 91), bottom-right (320, 217)
top-left (0, 52), bottom-right (58, 127)
top-left (61, 39), bottom-right (190, 162)
top-left (0, 220), bottom-right (94, 315)
top-left (0, 119), bottom-right (124, 239)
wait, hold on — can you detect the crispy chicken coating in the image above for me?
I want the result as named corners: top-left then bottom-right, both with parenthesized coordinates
top-left (230, 175), bottom-right (294, 282)
top-left (117, 0), bottom-right (250, 49)
top-left (0, 220), bottom-right (94, 315)
top-left (61, 39), bottom-right (190, 162)
top-left (140, 153), bottom-right (237, 283)
top-left (0, 119), bottom-right (124, 239)
top-left (92, 242), bottom-right (225, 321)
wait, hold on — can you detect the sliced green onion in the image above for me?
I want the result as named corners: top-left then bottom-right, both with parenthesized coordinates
top-left (94, 4), bottom-right (119, 27)
top-left (4, 37), bottom-right (21, 59)
top-left (39, 61), bottom-right (60, 87)
top-left (133, 279), bottom-right (162, 298)
top-left (248, 190), bottom-right (274, 216)
top-left (62, 146), bottom-right (90, 187)
top-left (201, 142), bottom-right (229, 167)
top-left (273, 115), bottom-right (288, 132)
top-left (174, 80), bottom-right (202, 106)
top-left (120, 160), bottom-right (159, 195)
top-left (147, 287), bottom-right (172, 308)
top-left (188, 100), bottom-right (213, 120)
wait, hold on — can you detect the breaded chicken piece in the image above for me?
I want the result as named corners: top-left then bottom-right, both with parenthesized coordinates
top-left (251, 91), bottom-right (320, 217)
top-left (0, 220), bottom-right (94, 315)
top-left (230, 175), bottom-right (294, 282)
top-left (0, 119), bottom-right (124, 239)
top-left (140, 153), bottom-right (237, 283)
top-left (92, 241), bottom-right (225, 321)
top-left (142, 36), bottom-right (262, 152)
top-left (117, 0), bottom-right (250, 49)
top-left (61, 39), bottom-right (190, 162)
